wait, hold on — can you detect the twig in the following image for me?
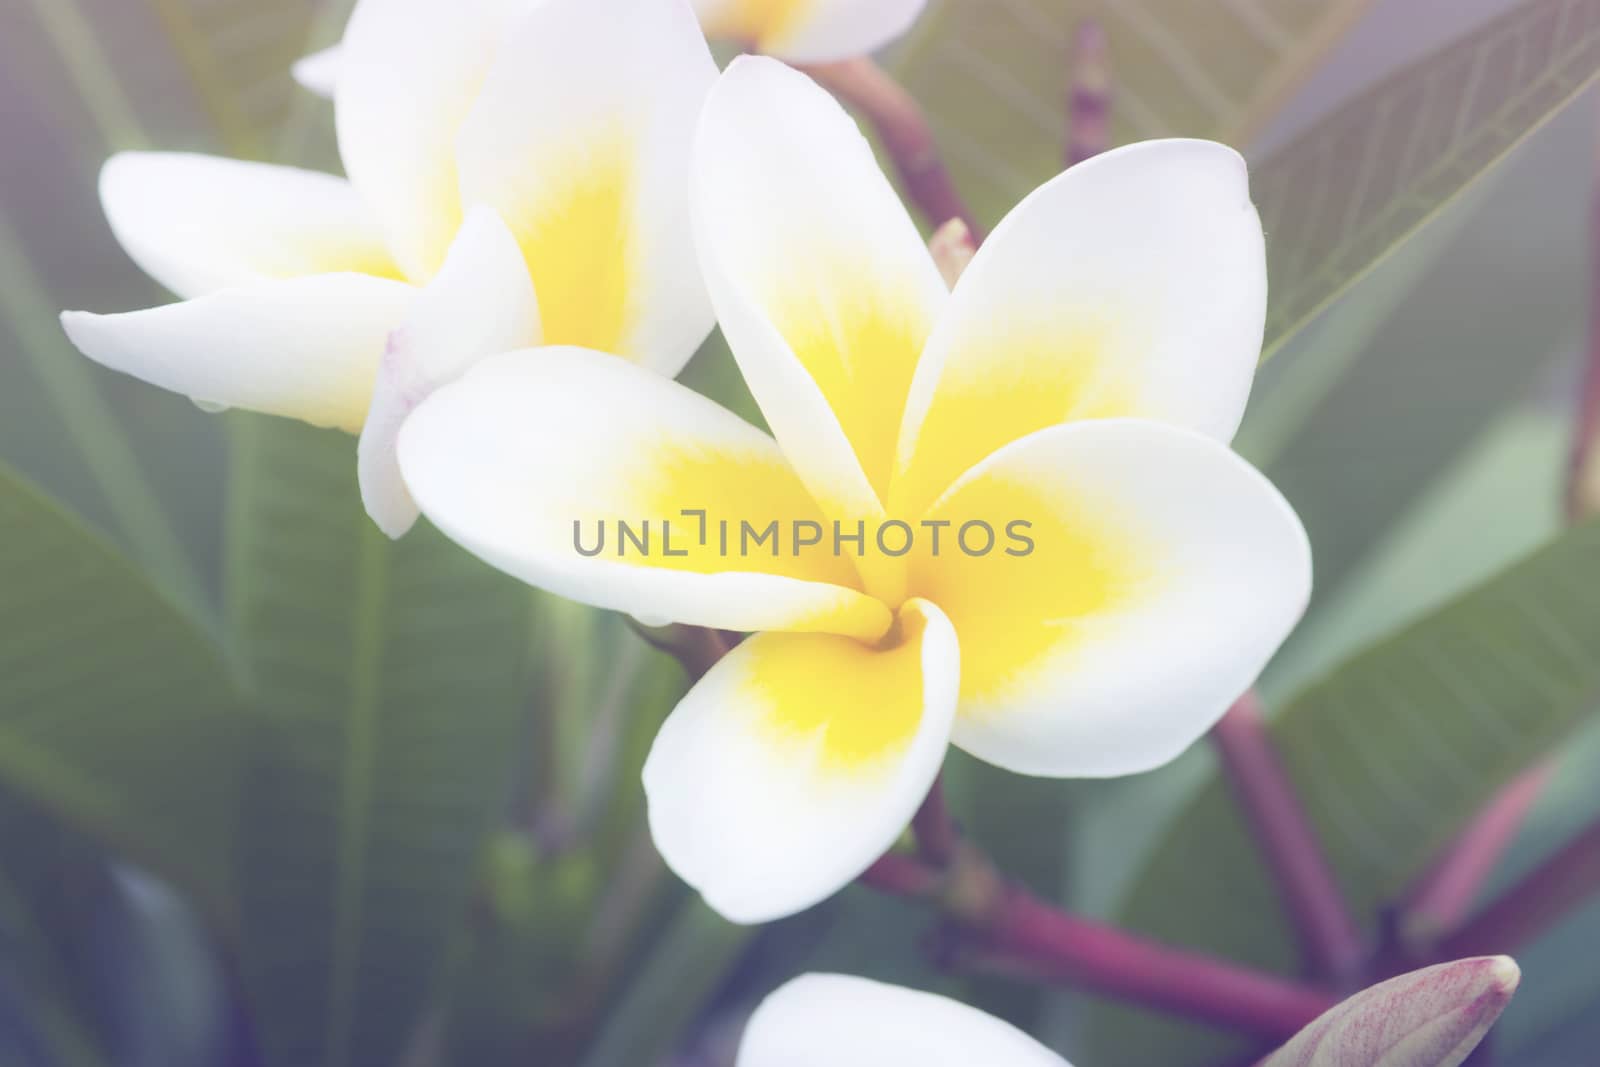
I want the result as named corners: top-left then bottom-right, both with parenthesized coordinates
top-left (1440, 815), bottom-right (1600, 959)
top-left (861, 847), bottom-right (1336, 1040)
top-left (623, 621), bottom-right (733, 683)
top-left (1568, 99), bottom-right (1600, 522)
top-left (795, 57), bottom-right (979, 236)
top-left (1066, 19), bottom-right (1112, 167)
top-left (1211, 693), bottom-right (1366, 983)
top-left (860, 851), bottom-right (943, 897)
top-left (911, 777), bottom-right (959, 867)
top-left (976, 885), bottom-right (1337, 1039)
top-left (1402, 761), bottom-right (1557, 949)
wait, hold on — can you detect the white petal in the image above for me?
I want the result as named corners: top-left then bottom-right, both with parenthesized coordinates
top-left (644, 600), bottom-right (957, 923)
top-left (397, 347), bottom-right (891, 639)
top-left (335, 0), bottom-right (519, 281)
top-left (456, 0), bottom-right (717, 372)
top-left (892, 139), bottom-right (1267, 518)
top-left (905, 419), bottom-right (1310, 778)
top-left (358, 206), bottom-right (539, 538)
top-left (99, 153), bottom-right (398, 300)
top-left (740, 974), bottom-right (1070, 1067)
top-left (695, 0), bottom-right (929, 62)
top-left (693, 56), bottom-right (947, 523)
top-left (292, 45), bottom-right (341, 98)
top-left (61, 276), bottom-right (415, 432)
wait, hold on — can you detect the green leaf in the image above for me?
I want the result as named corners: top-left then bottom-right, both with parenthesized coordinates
top-left (224, 415), bottom-right (534, 1067)
top-left (894, 0), bottom-right (1600, 359)
top-left (1255, 0), bottom-right (1600, 357)
top-left (892, 0), bottom-right (1375, 226)
top-left (1087, 517), bottom-right (1600, 1067)
top-left (140, 0), bottom-right (330, 158)
top-left (576, 899), bottom-right (753, 1067)
top-left (1247, 90), bottom-right (1592, 615)
top-left (0, 462), bottom-right (241, 910)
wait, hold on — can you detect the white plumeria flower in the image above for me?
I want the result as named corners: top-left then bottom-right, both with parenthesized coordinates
top-left (61, 0), bottom-right (717, 537)
top-left (397, 57), bottom-right (1311, 922)
top-left (739, 974), bottom-right (1070, 1066)
top-left (293, 0), bottom-right (928, 98)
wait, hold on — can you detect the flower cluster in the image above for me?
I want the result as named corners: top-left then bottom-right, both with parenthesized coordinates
top-left (60, 0), bottom-right (1309, 942)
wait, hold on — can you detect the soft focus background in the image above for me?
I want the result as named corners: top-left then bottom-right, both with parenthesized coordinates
top-left (2, 0), bottom-right (1599, 1065)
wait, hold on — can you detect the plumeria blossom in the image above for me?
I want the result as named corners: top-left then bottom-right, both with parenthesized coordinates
top-left (738, 974), bottom-right (1071, 1066)
top-left (293, 0), bottom-right (928, 97)
top-left (61, 0), bottom-right (716, 537)
top-left (397, 57), bottom-right (1312, 922)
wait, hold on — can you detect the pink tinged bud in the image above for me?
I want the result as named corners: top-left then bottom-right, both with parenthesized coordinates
top-left (1261, 956), bottom-right (1520, 1067)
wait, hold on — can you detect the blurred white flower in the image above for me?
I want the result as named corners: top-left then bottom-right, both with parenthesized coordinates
top-left (293, 0), bottom-right (928, 96)
top-left (61, 0), bottom-right (717, 537)
top-left (395, 57), bottom-right (1311, 923)
top-left (738, 974), bottom-right (1070, 1066)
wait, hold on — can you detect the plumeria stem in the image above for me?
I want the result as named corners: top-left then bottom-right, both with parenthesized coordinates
top-left (1567, 101), bottom-right (1600, 521)
top-left (861, 845), bottom-right (1336, 1039)
top-left (1211, 692), bottom-right (1366, 983)
top-left (1402, 761), bottom-right (1557, 949)
top-left (795, 57), bottom-right (979, 236)
top-left (911, 777), bottom-right (959, 866)
top-left (975, 885), bottom-right (1337, 1039)
top-left (1440, 813), bottom-right (1600, 959)
top-left (1066, 19), bottom-right (1112, 167)
top-left (623, 620), bottom-right (732, 682)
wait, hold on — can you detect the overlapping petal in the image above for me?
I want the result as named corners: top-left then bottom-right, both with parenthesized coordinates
top-left (693, 0), bottom-right (929, 62)
top-left (397, 347), bottom-right (890, 638)
top-left (739, 974), bottom-right (1070, 1066)
top-left (643, 600), bottom-right (957, 923)
top-left (456, 0), bottom-right (717, 371)
top-left (693, 56), bottom-right (947, 523)
top-left (335, 0), bottom-right (521, 281)
top-left (891, 139), bottom-right (1267, 517)
top-left (98, 153), bottom-right (398, 299)
top-left (61, 276), bottom-right (415, 432)
top-left (906, 418), bottom-right (1310, 777)
top-left (359, 207), bottom-right (539, 538)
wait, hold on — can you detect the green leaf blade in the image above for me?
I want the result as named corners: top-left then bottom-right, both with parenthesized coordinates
top-left (0, 461), bottom-right (242, 912)
top-left (226, 416), bottom-right (534, 1067)
top-left (1088, 518), bottom-right (1600, 1066)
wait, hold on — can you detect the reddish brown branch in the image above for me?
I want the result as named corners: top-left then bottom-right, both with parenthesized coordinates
top-left (796, 57), bottom-right (979, 237)
top-left (1211, 693), bottom-right (1366, 983)
top-left (1066, 19), bottom-right (1112, 167)
top-left (1403, 762), bottom-right (1557, 948)
top-left (1568, 102), bottom-right (1600, 521)
top-left (860, 848), bottom-right (1335, 1040)
top-left (978, 886), bottom-right (1337, 1039)
top-left (911, 777), bottom-right (959, 867)
top-left (1441, 816), bottom-right (1600, 959)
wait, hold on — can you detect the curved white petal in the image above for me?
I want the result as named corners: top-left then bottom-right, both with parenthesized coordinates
top-left (456, 0), bottom-right (716, 372)
top-left (892, 139), bottom-right (1267, 518)
top-left (905, 419), bottom-right (1309, 778)
top-left (62, 276), bottom-right (415, 432)
top-left (359, 207), bottom-right (539, 538)
top-left (740, 974), bottom-right (1070, 1067)
top-left (694, 56), bottom-right (947, 522)
top-left (644, 600), bottom-right (957, 923)
top-left (398, 347), bottom-right (890, 639)
top-left (100, 153), bottom-right (398, 300)
top-left (336, 0), bottom-right (518, 281)
top-left (695, 0), bottom-right (929, 62)
top-left (292, 45), bottom-right (341, 98)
